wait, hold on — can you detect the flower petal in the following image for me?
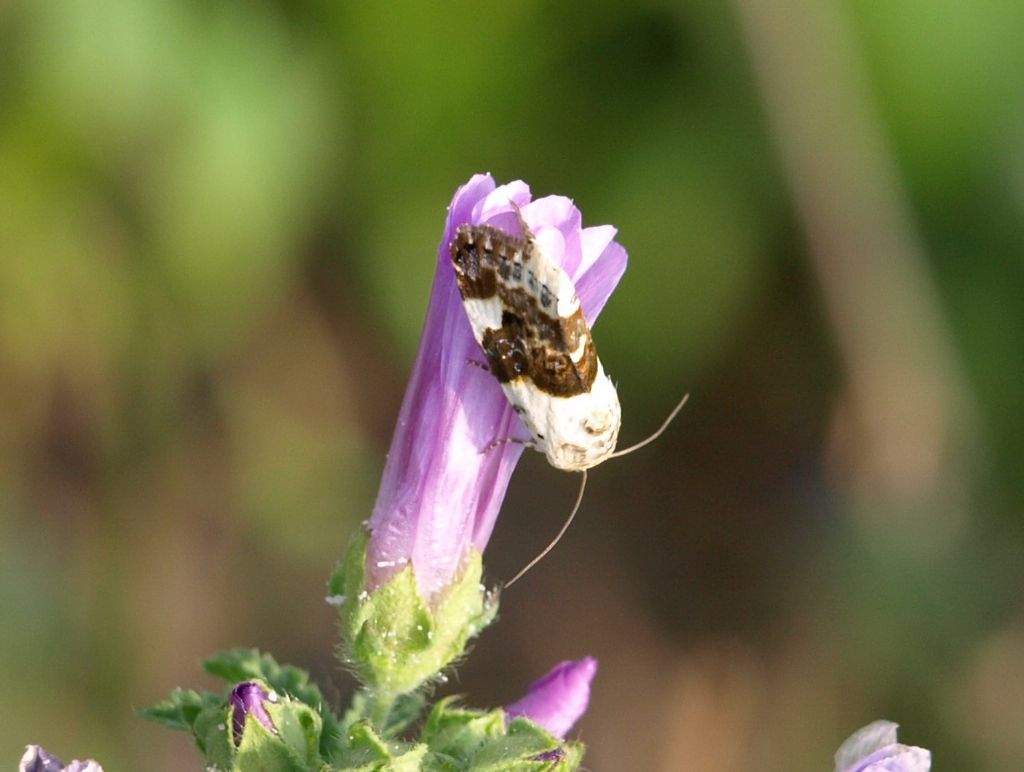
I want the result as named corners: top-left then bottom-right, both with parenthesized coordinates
top-left (855, 745), bottom-right (931, 772)
top-left (367, 174), bottom-right (527, 598)
top-left (835, 721), bottom-right (930, 772)
top-left (836, 721), bottom-right (900, 771)
top-left (575, 235), bottom-right (627, 323)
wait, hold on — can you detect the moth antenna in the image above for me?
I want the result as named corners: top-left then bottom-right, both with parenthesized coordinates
top-left (504, 470), bottom-right (588, 589)
top-left (507, 198), bottom-right (535, 241)
top-left (609, 393), bottom-right (690, 459)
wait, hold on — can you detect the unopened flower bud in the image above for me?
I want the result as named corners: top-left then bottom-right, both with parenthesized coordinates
top-left (506, 657), bottom-right (597, 738)
top-left (230, 681), bottom-right (278, 746)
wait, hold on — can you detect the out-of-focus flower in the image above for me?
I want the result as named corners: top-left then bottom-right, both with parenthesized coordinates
top-left (364, 173), bottom-right (628, 600)
top-left (506, 657), bottom-right (598, 738)
top-left (19, 746), bottom-right (103, 772)
top-left (834, 720), bottom-right (931, 772)
top-left (333, 175), bottom-right (626, 698)
top-left (230, 681), bottom-right (278, 746)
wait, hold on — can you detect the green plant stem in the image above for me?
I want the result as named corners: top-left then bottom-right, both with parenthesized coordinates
top-left (370, 692), bottom-right (396, 731)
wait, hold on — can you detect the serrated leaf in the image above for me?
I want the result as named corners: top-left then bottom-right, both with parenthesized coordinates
top-left (334, 721), bottom-right (428, 771)
top-left (422, 699), bottom-right (506, 766)
top-left (383, 692), bottom-right (428, 737)
top-left (140, 688), bottom-right (228, 756)
top-left (469, 719), bottom-right (561, 771)
top-left (139, 688), bottom-right (221, 732)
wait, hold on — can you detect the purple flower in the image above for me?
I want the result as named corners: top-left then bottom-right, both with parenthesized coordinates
top-left (506, 657), bottom-right (598, 738)
top-left (835, 721), bottom-right (931, 772)
top-left (365, 174), bottom-right (627, 600)
top-left (19, 746), bottom-right (102, 772)
top-left (230, 681), bottom-right (278, 746)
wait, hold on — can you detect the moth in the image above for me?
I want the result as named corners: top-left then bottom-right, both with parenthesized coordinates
top-left (450, 215), bottom-right (621, 471)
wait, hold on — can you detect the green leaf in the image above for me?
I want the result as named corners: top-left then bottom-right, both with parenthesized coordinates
top-left (470, 718), bottom-right (578, 771)
top-left (422, 698), bottom-right (506, 765)
top-left (383, 692), bottom-right (428, 737)
top-left (421, 702), bottom-right (584, 772)
top-left (140, 688), bottom-right (228, 759)
top-left (139, 688), bottom-right (221, 733)
top-left (334, 720), bottom-right (428, 771)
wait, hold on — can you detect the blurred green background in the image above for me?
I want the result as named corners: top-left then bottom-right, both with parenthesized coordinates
top-left (2, 1), bottom-right (1022, 769)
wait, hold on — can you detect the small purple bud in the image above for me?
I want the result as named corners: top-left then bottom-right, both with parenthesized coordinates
top-left (506, 657), bottom-right (597, 738)
top-left (835, 721), bottom-right (931, 772)
top-left (19, 746), bottom-right (103, 772)
top-left (230, 682), bottom-right (278, 746)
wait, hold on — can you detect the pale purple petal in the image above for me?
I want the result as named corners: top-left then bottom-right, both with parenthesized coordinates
top-left (575, 224), bottom-right (617, 278)
top-left (835, 721), bottom-right (931, 772)
top-left (474, 181), bottom-right (532, 225)
top-left (853, 746), bottom-right (931, 772)
top-left (366, 174), bottom-right (628, 599)
top-left (506, 657), bottom-right (597, 738)
top-left (367, 174), bottom-right (526, 598)
top-left (575, 235), bottom-right (627, 323)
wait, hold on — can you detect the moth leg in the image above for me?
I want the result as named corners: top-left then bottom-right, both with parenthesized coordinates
top-left (480, 436), bottom-right (533, 455)
top-left (465, 358), bottom-right (491, 372)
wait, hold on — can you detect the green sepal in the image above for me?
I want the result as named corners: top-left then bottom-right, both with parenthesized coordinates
top-left (192, 699), bottom-right (235, 770)
top-left (421, 699), bottom-right (584, 772)
top-left (332, 530), bottom-right (498, 698)
top-left (334, 720), bottom-right (428, 771)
